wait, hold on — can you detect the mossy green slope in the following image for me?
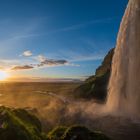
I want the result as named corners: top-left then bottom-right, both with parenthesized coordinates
top-left (0, 106), bottom-right (47, 140)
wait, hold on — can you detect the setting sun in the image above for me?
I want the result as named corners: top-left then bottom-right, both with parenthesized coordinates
top-left (0, 71), bottom-right (9, 81)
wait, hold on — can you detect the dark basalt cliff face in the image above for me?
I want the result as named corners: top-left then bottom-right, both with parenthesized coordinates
top-left (74, 48), bottom-right (114, 101)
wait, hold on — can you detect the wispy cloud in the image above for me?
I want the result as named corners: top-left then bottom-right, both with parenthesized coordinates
top-left (1, 17), bottom-right (115, 41)
top-left (0, 18), bottom-right (42, 55)
top-left (0, 17), bottom-right (116, 50)
top-left (58, 49), bottom-right (106, 63)
top-left (55, 38), bottom-right (113, 63)
top-left (53, 17), bottom-right (115, 32)
top-left (70, 54), bottom-right (105, 62)
top-left (0, 59), bottom-right (20, 69)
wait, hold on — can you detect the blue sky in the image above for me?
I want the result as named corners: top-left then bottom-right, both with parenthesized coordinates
top-left (0, 0), bottom-right (128, 81)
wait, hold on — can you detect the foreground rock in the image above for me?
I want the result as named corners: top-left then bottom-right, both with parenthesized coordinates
top-left (48, 125), bottom-right (110, 140)
top-left (0, 106), bottom-right (47, 140)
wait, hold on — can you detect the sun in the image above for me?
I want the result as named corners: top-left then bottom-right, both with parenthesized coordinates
top-left (0, 71), bottom-right (9, 81)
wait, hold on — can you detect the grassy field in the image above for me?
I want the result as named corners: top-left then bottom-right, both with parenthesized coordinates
top-left (0, 82), bottom-right (80, 94)
top-left (0, 82), bottom-right (80, 108)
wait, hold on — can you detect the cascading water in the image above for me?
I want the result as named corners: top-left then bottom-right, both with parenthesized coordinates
top-left (106, 0), bottom-right (140, 117)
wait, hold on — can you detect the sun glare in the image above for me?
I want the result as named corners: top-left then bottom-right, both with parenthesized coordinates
top-left (0, 71), bottom-right (9, 81)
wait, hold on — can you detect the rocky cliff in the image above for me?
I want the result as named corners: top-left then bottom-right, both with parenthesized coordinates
top-left (74, 48), bottom-right (114, 101)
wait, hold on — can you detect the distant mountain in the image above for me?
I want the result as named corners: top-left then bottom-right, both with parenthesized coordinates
top-left (74, 48), bottom-right (114, 101)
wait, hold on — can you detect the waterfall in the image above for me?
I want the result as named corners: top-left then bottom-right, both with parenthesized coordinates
top-left (106, 0), bottom-right (140, 117)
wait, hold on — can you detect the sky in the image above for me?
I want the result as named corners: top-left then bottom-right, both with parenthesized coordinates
top-left (0, 0), bottom-right (128, 81)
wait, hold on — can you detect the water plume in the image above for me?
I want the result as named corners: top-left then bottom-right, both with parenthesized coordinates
top-left (106, 0), bottom-right (140, 117)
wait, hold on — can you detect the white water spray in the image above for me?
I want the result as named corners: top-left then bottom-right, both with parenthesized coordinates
top-left (106, 0), bottom-right (140, 117)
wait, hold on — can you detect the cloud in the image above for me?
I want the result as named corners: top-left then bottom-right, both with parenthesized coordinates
top-left (38, 55), bottom-right (69, 67)
top-left (0, 53), bottom-right (79, 71)
top-left (0, 56), bottom-right (79, 71)
top-left (37, 55), bottom-right (79, 67)
top-left (22, 50), bottom-right (33, 57)
top-left (37, 55), bottom-right (46, 62)
top-left (11, 65), bottom-right (34, 70)
top-left (8, 57), bottom-right (77, 71)
top-left (39, 59), bottom-right (68, 66)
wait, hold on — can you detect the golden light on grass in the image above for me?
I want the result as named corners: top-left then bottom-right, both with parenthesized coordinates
top-left (0, 70), bottom-right (9, 81)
